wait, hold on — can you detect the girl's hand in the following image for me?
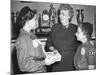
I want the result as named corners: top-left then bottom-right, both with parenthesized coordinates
top-left (44, 56), bottom-right (55, 65)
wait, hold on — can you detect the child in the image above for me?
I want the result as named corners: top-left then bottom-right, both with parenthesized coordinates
top-left (74, 22), bottom-right (96, 70)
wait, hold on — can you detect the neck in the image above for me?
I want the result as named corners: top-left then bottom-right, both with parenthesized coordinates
top-left (63, 23), bottom-right (69, 28)
top-left (65, 24), bottom-right (69, 28)
top-left (62, 21), bottom-right (70, 28)
top-left (23, 24), bottom-right (31, 33)
top-left (81, 38), bottom-right (88, 44)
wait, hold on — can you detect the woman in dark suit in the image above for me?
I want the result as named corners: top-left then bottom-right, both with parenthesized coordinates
top-left (46, 4), bottom-right (80, 72)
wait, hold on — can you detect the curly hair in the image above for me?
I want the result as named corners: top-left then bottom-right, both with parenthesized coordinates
top-left (59, 4), bottom-right (74, 22)
top-left (80, 22), bottom-right (93, 40)
top-left (16, 6), bottom-right (37, 28)
top-left (15, 6), bottom-right (37, 38)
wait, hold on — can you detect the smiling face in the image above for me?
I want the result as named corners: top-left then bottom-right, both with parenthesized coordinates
top-left (75, 27), bottom-right (86, 42)
top-left (59, 10), bottom-right (70, 26)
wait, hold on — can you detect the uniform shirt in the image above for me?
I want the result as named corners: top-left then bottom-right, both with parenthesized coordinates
top-left (15, 29), bottom-right (46, 72)
top-left (74, 41), bottom-right (96, 70)
top-left (46, 23), bottom-right (79, 51)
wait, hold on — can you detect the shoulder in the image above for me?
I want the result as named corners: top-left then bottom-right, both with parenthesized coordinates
top-left (17, 34), bottom-right (28, 41)
top-left (51, 23), bottom-right (61, 32)
top-left (88, 44), bottom-right (96, 56)
top-left (69, 23), bottom-right (77, 33)
top-left (16, 34), bottom-right (29, 46)
top-left (83, 42), bottom-right (95, 51)
top-left (83, 43), bottom-right (96, 56)
top-left (52, 23), bottom-right (61, 29)
top-left (70, 23), bottom-right (77, 29)
top-left (78, 44), bottom-right (87, 56)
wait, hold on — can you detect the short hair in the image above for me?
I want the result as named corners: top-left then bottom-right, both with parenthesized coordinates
top-left (16, 6), bottom-right (37, 29)
top-left (59, 4), bottom-right (74, 22)
top-left (80, 22), bottom-right (93, 40)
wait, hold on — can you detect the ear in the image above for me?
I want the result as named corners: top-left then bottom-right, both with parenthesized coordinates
top-left (68, 11), bottom-right (71, 19)
top-left (83, 30), bottom-right (88, 38)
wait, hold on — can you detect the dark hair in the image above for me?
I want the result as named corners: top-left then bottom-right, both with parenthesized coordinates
top-left (80, 22), bottom-right (93, 40)
top-left (59, 4), bottom-right (74, 22)
top-left (15, 6), bottom-right (37, 38)
top-left (16, 6), bottom-right (37, 28)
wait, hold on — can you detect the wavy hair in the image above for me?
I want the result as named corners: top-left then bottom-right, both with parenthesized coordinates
top-left (16, 6), bottom-right (37, 28)
top-left (15, 6), bottom-right (37, 38)
top-left (59, 4), bottom-right (74, 22)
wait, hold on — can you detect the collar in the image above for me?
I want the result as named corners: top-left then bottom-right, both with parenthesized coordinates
top-left (61, 23), bottom-right (71, 29)
top-left (82, 41), bottom-right (91, 46)
top-left (20, 29), bottom-right (37, 40)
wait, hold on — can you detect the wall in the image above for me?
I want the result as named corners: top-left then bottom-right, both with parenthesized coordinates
top-left (11, 0), bottom-right (96, 37)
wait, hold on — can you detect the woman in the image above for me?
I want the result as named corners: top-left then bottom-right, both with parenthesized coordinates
top-left (15, 6), bottom-right (55, 74)
top-left (46, 4), bottom-right (80, 72)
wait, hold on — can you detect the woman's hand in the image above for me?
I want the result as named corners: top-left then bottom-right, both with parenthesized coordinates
top-left (44, 55), bottom-right (55, 65)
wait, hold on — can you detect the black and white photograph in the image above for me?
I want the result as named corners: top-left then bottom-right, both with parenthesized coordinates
top-left (11, 0), bottom-right (96, 74)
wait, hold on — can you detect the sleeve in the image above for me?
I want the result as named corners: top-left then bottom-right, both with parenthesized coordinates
top-left (45, 25), bottom-right (56, 52)
top-left (74, 47), bottom-right (86, 70)
top-left (86, 47), bottom-right (96, 66)
top-left (74, 50), bottom-right (80, 70)
top-left (15, 37), bottom-right (45, 71)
